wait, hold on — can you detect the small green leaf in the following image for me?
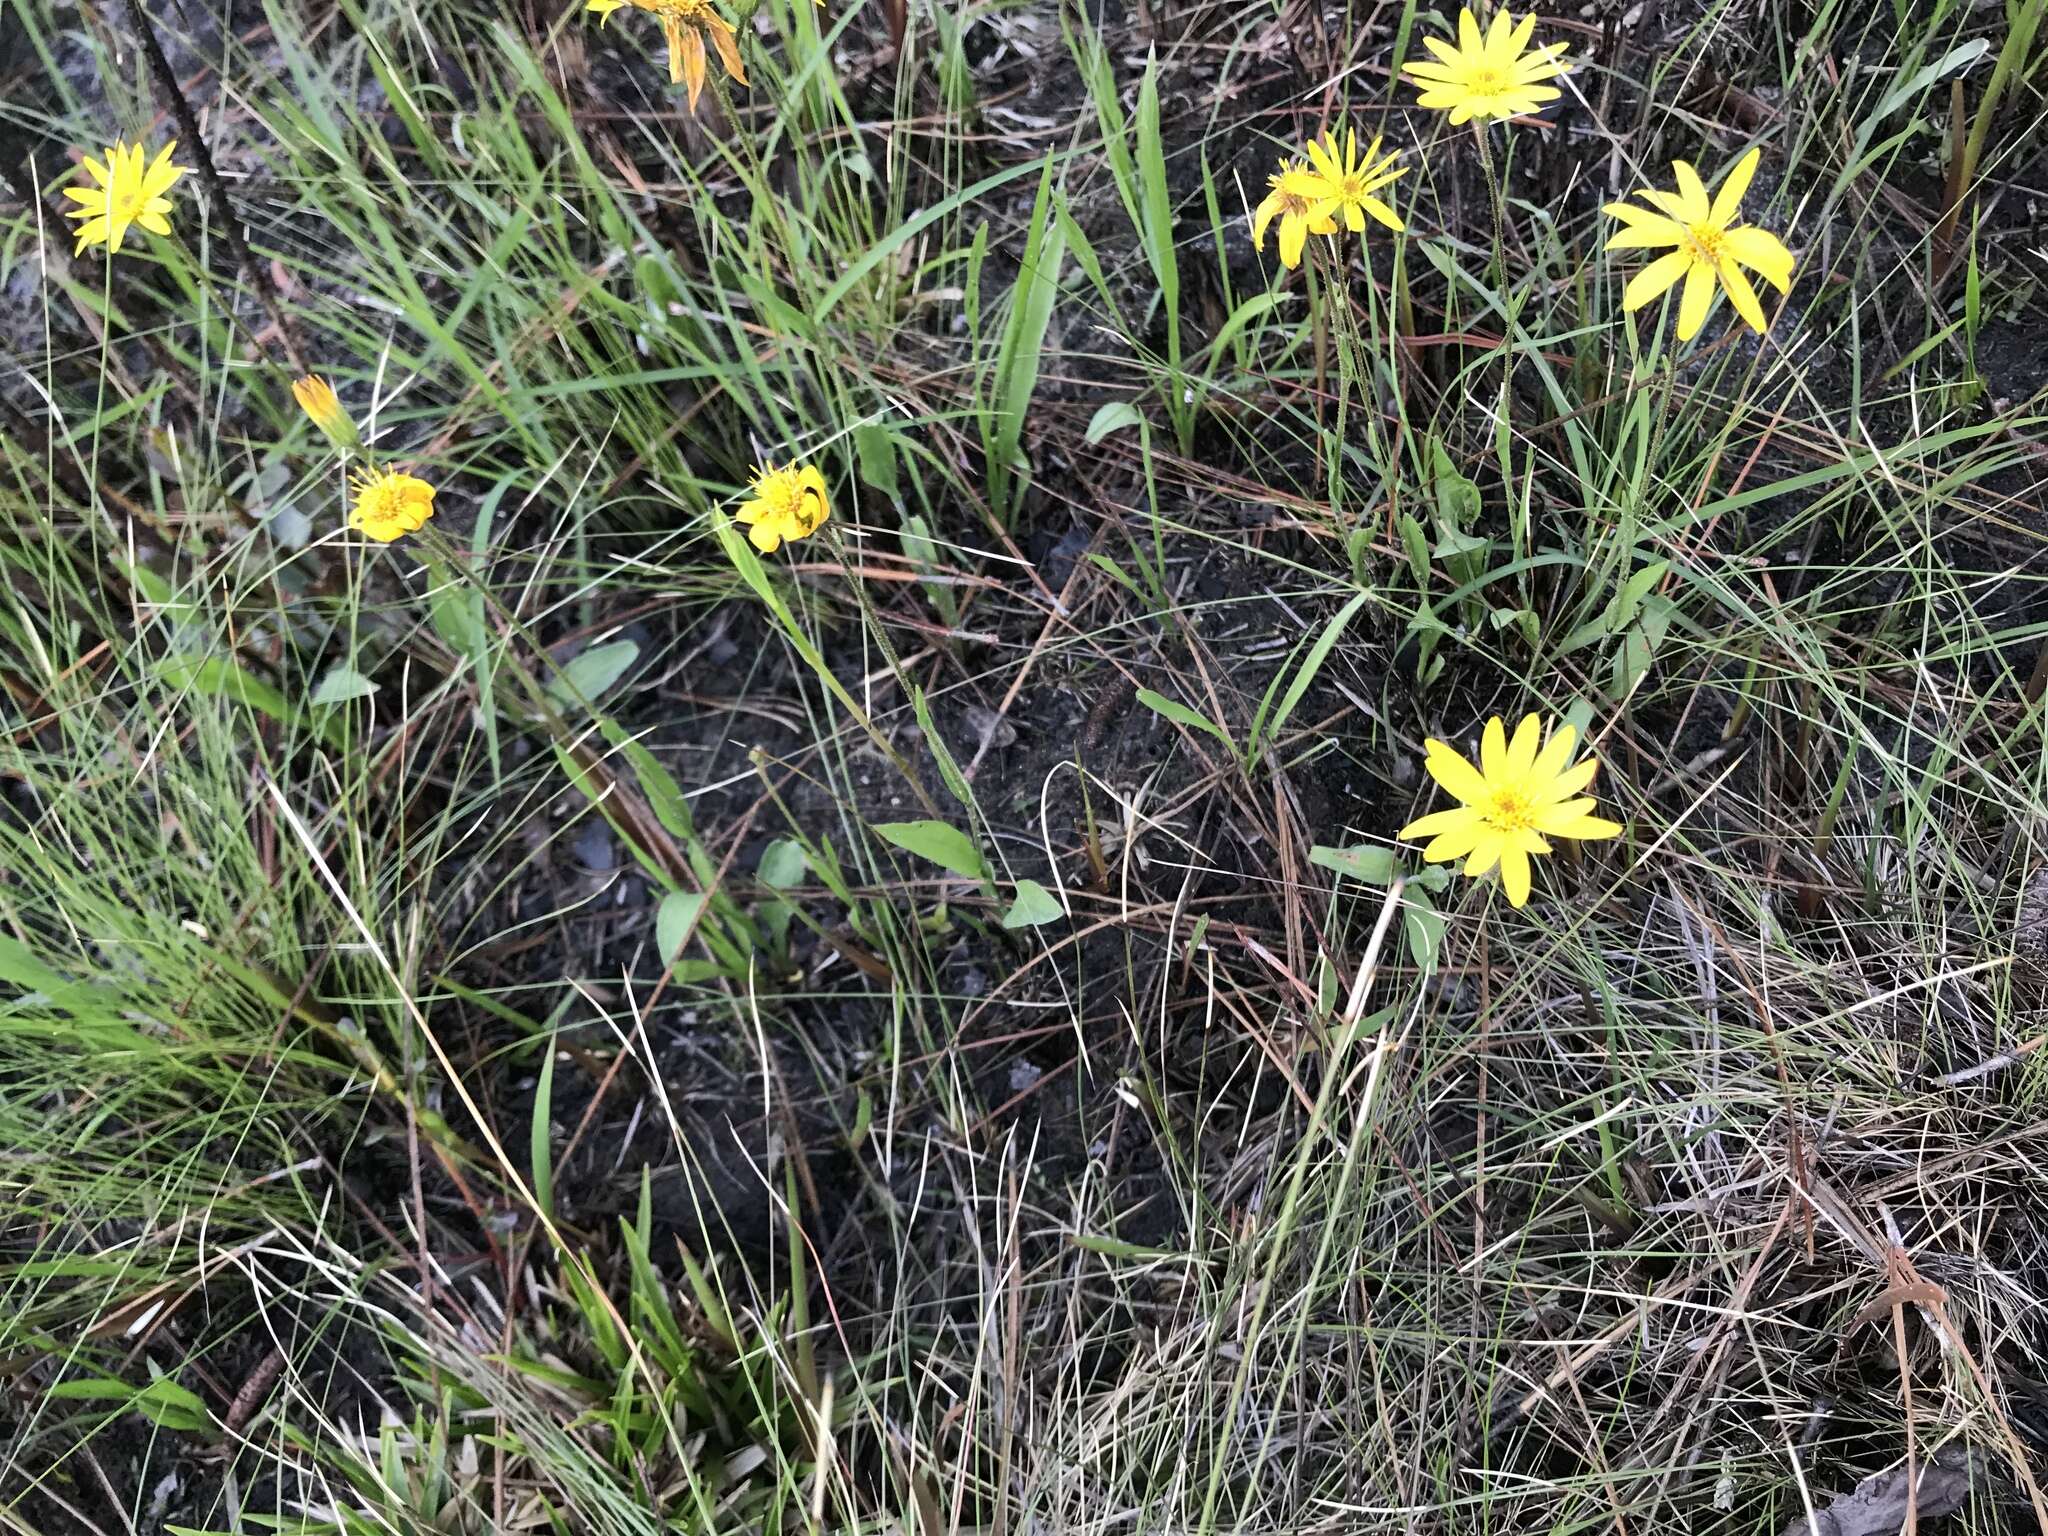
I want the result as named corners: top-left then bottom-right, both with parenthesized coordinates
top-left (1605, 560), bottom-right (1669, 631)
top-left (1403, 895), bottom-right (1446, 972)
top-left (1430, 438), bottom-right (1482, 530)
top-left (1398, 512), bottom-right (1431, 588)
top-left (1255, 590), bottom-right (1369, 758)
top-left (758, 840), bottom-right (807, 889)
top-left (913, 686), bottom-right (975, 809)
top-left (310, 667), bottom-right (378, 706)
top-left (1086, 402), bottom-right (1146, 443)
top-left (427, 569), bottom-right (488, 656)
top-left (1136, 688), bottom-right (1233, 749)
top-left (657, 891), bottom-right (707, 962)
top-left (532, 1039), bottom-right (557, 1221)
top-left (51, 1375), bottom-right (211, 1432)
top-left (872, 819), bottom-right (989, 881)
top-left (1309, 844), bottom-right (1400, 885)
top-left (157, 655), bottom-right (341, 748)
top-left (1087, 553), bottom-right (1144, 597)
top-left (551, 640), bottom-right (638, 711)
top-left (1433, 529), bottom-right (1489, 561)
top-left (1002, 879), bottom-right (1065, 928)
top-left (855, 422), bottom-right (899, 496)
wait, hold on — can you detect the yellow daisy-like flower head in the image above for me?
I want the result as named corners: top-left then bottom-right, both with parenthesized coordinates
top-left (1397, 714), bottom-right (1621, 908)
top-left (735, 461), bottom-right (830, 554)
top-left (586, 0), bottom-right (747, 111)
top-left (63, 140), bottom-right (188, 255)
top-left (291, 376), bottom-right (360, 451)
top-left (1604, 148), bottom-right (1796, 342)
top-left (1400, 9), bottom-right (1570, 125)
top-left (1251, 158), bottom-right (1339, 271)
top-left (349, 467), bottom-right (437, 543)
top-left (1303, 128), bottom-right (1407, 235)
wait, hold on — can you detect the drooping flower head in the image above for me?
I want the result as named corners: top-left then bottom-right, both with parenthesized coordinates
top-left (349, 467), bottom-right (437, 543)
top-left (64, 140), bottom-right (187, 255)
top-left (1604, 148), bottom-right (1796, 342)
top-left (291, 376), bottom-right (360, 451)
top-left (735, 462), bottom-right (829, 554)
top-left (1397, 714), bottom-right (1621, 908)
top-left (1400, 9), bottom-right (1570, 125)
top-left (1303, 127), bottom-right (1407, 235)
top-left (1251, 158), bottom-right (1339, 271)
top-left (587, 0), bottom-right (747, 111)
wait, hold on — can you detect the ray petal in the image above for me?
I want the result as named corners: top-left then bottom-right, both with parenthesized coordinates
top-left (1549, 813), bottom-right (1623, 840)
top-left (1422, 741), bottom-right (1492, 805)
top-left (1506, 713), bottom-right (1542, 776)
top-left (1671, 160), bottom-right (1712, 222)
top-left (1530, 722), bottom-right (1576, 782)
top-left (1722, 225), bottom-right (1796, 291)
top-left (1480, 717), bottom-right (1509, 780)
top-left (1499, 843), bottom-right (1532, 906)
top-left (1709, 147), bottom-right (1761, 226)
top-left (1399, 806), bottom-right (1481, 841)
top-left (1622, 249), bottom-right (1693, 310)
top-left (1423, 824), bottom-right (1485, 863)
top-left (1534, 757), bottom-right (1600, 803)
top-left (1676, 257), bottom-right (1718, 340)
top-left (1718, 256), bottom-right (1768, 331)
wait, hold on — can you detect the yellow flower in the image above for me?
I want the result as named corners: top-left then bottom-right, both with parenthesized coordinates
top-left (291, 376), bottom-right (360, 451)
top-left (1397, 714), bottom-right (1621, 908)
top-left (1250, 158), bottom-right (1339, 270)
top-left (587, 0), bottom-right (747, 111)
top-left (1604, 148), bottom-right (1797, 342)
top-left (1303, 128), bottom-right (1407, 235)
top-left (1400, 9), bottom-right (1570, 125)
top-left (63, 140), bottom-right (188, 255)
top-left (735, 461), bottom-right (830, 553)
top-left (349, 467), bottom-right (437, 542)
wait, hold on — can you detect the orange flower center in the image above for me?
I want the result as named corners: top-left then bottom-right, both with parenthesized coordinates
top-left (756, 474), bottom-right (823, 533)
top-left (1485, 788), bottom-right (1536, 833)
top-left (1685, 224), bottom-right (1727, 264)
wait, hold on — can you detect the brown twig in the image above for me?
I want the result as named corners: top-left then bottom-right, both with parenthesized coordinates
top-left (121, 0), bottom-right (305, 370)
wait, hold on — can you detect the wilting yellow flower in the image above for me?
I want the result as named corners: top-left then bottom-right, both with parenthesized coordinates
top-left (1397, 715), bottom-right (1621, 908)
top-left (291, 376), bottom-right (360, 451)
top-left (1604, 148), bottom-right (1796, 342)
top-left (349, 467), bottom-right (436, 542)
top-left (1303, 128), bottom-right (1406, 234)
top-left (1251, 159), bottom-right (1339, 270)
top-left (587, 0), bottom-right (747, 111)
top-left (63, 140), bottom-right (188, 255)
top-left (1400, 9), bottom-right (1569, 125)
top-left (735, 461), bottom-right (830, 553)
